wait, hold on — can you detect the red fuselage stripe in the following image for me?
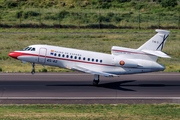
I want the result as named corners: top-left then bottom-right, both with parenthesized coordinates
top-left (19, 52), bottom-right (115, 67)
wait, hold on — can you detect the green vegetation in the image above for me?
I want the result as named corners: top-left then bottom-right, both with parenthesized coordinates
top-left (0, 104), bottom-right (179, 119)
top-left (41, 68), bottom-right (47, 72)
top-left (0, 29), bottom-right (180, 73)
top-left (0, 28), bottom-right (157, 33)
top-left (0, 0), bottom-right (180, 29)
top-left (0, 0), bottom-right (180, 72)
top-left (1, 0), bottom-right (179, 10)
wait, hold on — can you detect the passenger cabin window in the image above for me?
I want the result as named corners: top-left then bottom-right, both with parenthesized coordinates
top-left (100, 60), bottom-right (102, 63)
top-left (54, 53), bottom-right (57, 56)
top-left (88, 58), bottom-right (90, 61)
top-left (92, 58), bottom-right (94, 62)
top-left (74, 56), bottom-right (77, 59)
top-left (79, 57), bottom-right (81, 60)
top-left (62, 54), bottom-right (65, 57)
top-left (96, 59), bottom-right (98, 62)
top-left (70, 56), bottom-right (73, 59)
top-left (83, 57), bottom-right (85, 60)
top-left (66, 55), bottom-right (69, 58)
top-left (58, 54), bottom-right (61, 57)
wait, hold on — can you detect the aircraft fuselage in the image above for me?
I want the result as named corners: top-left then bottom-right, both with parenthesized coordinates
top-left (9, 45), bottom-right (165, 75)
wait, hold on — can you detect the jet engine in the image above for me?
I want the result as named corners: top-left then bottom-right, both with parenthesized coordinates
top-left (113, 56), bottom-right (138, 68)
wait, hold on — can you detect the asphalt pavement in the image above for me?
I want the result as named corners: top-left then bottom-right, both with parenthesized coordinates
top-left (0, 72), bottom-right (179, 104)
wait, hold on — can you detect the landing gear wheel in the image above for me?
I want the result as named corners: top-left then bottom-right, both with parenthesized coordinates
top-left (31, 69), bottom-right (35, 74)
top-left (31, 63), bottom-right (35, 75)
top-left (93, 74), bottom-right (100, 86)
top-left (93, 79), bottom-right (99, 86)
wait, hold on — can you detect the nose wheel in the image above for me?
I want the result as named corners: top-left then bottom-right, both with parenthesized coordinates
top-left (93, 74), bottom-right (99, 86)
top-left (31, 63), bottom-right (35, 74)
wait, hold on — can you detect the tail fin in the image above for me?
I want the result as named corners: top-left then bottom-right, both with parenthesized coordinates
top-left (111, 29), bottom-right (170, 62)
top-left (138, 29), bottom-right (170, 51)
top-left (137, 29), bottom-right (171, 59)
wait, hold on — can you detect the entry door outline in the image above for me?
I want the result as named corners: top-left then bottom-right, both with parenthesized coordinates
top-left (38, 48), bottom-right (47, 63)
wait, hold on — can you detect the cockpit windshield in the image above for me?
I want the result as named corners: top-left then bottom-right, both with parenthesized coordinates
top-left (23, 47), bottom-right (36, 51)
top-left (24, 47), bottom-right (29, 51)
top-left (28, 47), bottom-right (32, 50)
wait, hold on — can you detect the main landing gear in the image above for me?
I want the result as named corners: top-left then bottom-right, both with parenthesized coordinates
top-left (93, 74), bottom-right (99, 86)
top-left (31, 63), bottom-right (35, 74)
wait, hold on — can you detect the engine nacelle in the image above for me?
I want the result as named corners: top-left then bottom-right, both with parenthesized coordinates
top-left (113, 56), bottom-right (138, 68)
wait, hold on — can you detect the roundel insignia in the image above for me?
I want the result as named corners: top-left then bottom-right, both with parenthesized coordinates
top-left (119, 60), bottom-right (125, 65)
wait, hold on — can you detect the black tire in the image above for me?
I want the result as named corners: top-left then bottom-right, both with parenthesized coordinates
top-left (93, 79), bottom-right (99, 86)
top-left (31, 69), bottom-right (35, 74)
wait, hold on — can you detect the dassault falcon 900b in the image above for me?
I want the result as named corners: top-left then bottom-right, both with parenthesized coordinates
top-left (8, 29), bottom-right (170, 85)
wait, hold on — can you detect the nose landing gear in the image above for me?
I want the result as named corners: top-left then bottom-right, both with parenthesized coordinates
top-left (31, 63), bottom-right (35, 74)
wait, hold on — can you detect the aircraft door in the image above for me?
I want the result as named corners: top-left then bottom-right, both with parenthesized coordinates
top-left (112, 57), bottom-right (115, 65)
top-left (38, 48), bottom-right (47, 63)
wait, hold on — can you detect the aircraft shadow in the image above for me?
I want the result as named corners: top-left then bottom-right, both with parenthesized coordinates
top-left (99, 81), bottom-right (180, 91)
top-left (47, 80), bottom-right (137, 91)
top-left (98, 80), bottom-right (136, 91)
top-left (46, 80), bottom-right (135, 91)
top-left (47, 80), bottom-right (180, 92)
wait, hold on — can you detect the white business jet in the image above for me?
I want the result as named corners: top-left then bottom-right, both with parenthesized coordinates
top-left (8, 29), bottom-right (170, 85)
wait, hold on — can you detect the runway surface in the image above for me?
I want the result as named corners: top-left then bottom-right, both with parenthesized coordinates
top-left (0, 72), bottom-right (180, 104)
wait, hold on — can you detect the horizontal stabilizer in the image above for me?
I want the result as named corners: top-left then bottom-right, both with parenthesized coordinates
top-left (142, 49), bottom-right (171, 58)
top-left (156, 29), bottom-right (170, 34)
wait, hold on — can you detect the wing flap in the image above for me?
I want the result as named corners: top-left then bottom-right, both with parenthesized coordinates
top-left (73, 65), bottom-right (119, 77)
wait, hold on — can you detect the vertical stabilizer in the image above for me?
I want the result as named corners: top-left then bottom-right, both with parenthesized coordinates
top-left (138, 29), bottom-right (170, 51)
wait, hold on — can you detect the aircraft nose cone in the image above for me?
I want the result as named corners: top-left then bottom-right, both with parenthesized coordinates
top-left (8, 52), bottom-right (21, 59)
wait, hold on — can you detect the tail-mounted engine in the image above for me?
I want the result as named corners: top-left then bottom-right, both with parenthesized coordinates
top-left (113, 56), bottom-right (138, 68)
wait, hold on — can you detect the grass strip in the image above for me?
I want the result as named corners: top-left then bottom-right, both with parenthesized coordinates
top-left (0, 104), bottom-right (179, 119)
top-left (0, 28), bottom-right (155, 33)
top-left (1, 28), bottom-right (180, 34)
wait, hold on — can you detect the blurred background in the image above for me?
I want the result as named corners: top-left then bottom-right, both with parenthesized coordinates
top-left (0, 0), bottom-right (180, 29)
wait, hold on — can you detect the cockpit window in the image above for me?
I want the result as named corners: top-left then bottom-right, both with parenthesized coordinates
top-left (28, 47), bottom-right (32, 51)
top-left (23, 47), bottom-right (36, 51)
top-left (24, 47), bottom-right (29, 51)
top-left (31, 48), bottom-right (35, 51)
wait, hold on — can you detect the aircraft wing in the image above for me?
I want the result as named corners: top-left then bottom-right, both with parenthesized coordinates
top-left (73, 65), bottom-right (119, 77)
